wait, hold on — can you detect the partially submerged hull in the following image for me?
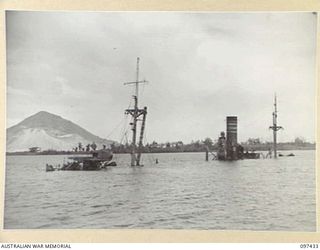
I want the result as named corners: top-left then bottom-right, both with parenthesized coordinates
top-left (46, 149), bottom-right (116, 171)
top-left (60, 159), bottom-right (116, 171)
top-left (242, 152), bottom-right (260, 159)
top-left (216, 152), bottom-right (260, 160)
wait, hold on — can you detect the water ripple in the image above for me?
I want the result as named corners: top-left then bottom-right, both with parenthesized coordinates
top-left (4, 151), bottom-right (316, 231)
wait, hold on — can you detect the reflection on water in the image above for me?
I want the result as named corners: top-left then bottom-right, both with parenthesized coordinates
top-left (4, 151), bottom-right (316, 231)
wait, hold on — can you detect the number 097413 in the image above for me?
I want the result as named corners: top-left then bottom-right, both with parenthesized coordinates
top-left (300, 244), bottom-right (319, 248)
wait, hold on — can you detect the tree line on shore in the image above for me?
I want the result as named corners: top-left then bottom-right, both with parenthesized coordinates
top-left (9, 136), bottom-right (315, 155)
top-left (110, 136), bottom-right (315, 154)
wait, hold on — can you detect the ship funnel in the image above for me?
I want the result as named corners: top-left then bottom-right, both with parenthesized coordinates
top-left (226, 116), bottom-right (238, 159)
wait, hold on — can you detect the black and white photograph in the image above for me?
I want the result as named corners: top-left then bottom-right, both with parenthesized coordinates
top-left (4, 11), bottom-right (317, 231)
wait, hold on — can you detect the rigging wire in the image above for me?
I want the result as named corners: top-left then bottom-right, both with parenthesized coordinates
top-left (106, 95), bottom-right (134, 144)
top-left (119, 102), bottom-right (133, 144)
top-left (140, 81), bottom-right (146, 106)
top-left (105, 114), bottom-right (127, 140)
top-left (120, 118), bottom-right (130, 145)
top-left (109, 100), bottom-right (133, 163)
top-left (105, 91), bottom-right (133, 139)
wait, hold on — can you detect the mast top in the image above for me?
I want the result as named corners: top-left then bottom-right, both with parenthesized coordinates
top-left (123, 57), bottom-right (148, 107)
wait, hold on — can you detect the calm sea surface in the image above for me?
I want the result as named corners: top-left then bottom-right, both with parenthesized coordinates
top-left (4, 151), bottom-right (316, 231)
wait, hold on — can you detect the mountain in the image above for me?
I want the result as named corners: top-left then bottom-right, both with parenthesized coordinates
top-left (6, 111), bottom-right (115, 152)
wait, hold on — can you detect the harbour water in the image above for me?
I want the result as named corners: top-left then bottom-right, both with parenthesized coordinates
top-left (4, 150), bottom-right (316, 231)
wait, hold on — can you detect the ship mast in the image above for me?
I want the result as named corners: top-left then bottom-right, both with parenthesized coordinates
top-left (124, 57), bottom-right (148, 166)
top-left (269, 94), bottom-right (283, 158)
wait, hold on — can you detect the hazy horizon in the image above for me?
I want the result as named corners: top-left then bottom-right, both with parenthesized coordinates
top-left (6, 11), bottom-right (317, 144)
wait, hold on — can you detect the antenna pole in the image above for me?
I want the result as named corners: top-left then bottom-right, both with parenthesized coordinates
top-left (273, 95), bottom-right (277, 158)
top-left (124, 57), bottom-right (148, 166)
top-left (135, 57), bottom-right (140, 106)
top-left (131, 57), bottom-right (140, 166)
top-left (269, 94), bottom-right (283, 158)
top-left (131, 96), bottom-right (137, 166)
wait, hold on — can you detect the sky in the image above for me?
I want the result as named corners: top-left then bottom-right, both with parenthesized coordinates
top-left (6, 11), bottom-right (317, 143)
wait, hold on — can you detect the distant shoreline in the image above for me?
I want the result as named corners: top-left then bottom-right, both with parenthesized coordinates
top-left (6, 147), bottom-right (316, 156)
